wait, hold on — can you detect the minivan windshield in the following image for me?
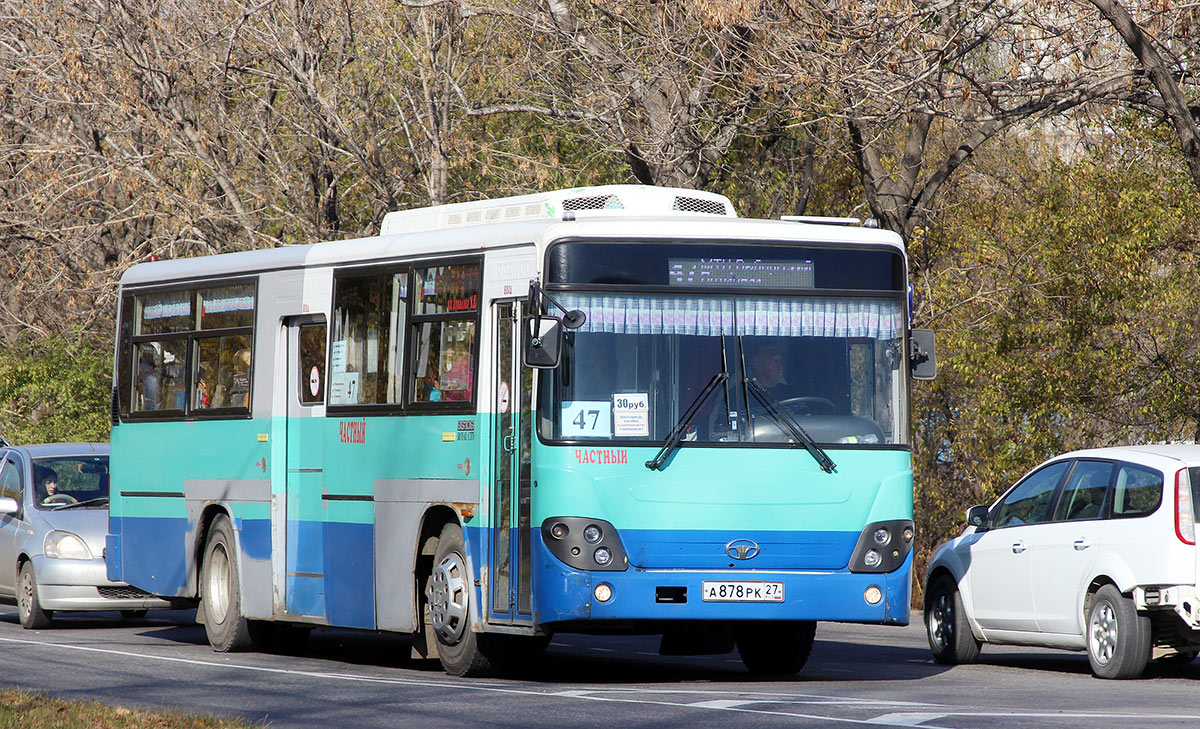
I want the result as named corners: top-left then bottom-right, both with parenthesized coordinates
top-left (540, 292), bottom-right (907, 446)
top-left (32, 456), bottom-right (109, 509)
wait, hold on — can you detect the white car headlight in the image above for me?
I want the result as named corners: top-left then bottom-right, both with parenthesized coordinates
top-left (44, 530), bottom-right (93, 560)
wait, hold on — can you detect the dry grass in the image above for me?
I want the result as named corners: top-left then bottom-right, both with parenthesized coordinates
top-left (0, 689), bottom-right (259, 729)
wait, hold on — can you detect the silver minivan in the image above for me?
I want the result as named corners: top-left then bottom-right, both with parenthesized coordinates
top-left (0, 442), bottom-right (174, 628)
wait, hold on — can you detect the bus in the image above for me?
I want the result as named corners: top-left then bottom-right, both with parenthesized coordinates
top-left (106, 185), bottom-right (934, 676)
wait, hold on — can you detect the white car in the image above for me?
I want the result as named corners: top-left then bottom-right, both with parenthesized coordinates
top-left (923, 444), bottom-right (1200, 679)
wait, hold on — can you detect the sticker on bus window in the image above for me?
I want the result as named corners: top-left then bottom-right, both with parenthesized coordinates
top-left (330, 372), bottom-right (359, 404)
top-left (331, 340), bottom-right (348, 372)
top-left (612, 393), bottom-right (650, 437)
top-left (560, 401), bottom-right (612, 438)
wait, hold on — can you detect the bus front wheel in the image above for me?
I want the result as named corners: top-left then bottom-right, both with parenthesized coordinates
top-left (426, 523), bottom-right (507, 676)
top-left (202, 515), bottom-right (255, 652)
top-left (736, 621), bottom-right (816, 675)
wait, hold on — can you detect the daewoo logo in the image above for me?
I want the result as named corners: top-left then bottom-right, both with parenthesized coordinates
top-left (725, 539), bottom-right (760, 560)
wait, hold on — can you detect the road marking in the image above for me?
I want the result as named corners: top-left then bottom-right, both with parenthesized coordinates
top-left (867, 714), bottom-right (949, 726)
top-left (688, 699), bottom-right (757, 709)
top-left (2, 635), bottom-right (1197, 727)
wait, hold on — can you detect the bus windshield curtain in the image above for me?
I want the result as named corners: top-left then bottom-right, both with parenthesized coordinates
top-left (556, 293), bottom-right (904, 340)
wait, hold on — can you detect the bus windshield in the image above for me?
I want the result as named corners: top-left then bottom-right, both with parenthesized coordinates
top-left (542, 292), bottom-right (908, 446)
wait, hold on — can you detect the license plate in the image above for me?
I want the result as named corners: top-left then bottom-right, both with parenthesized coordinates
top-left (701, 581), bottom-right (784, 602)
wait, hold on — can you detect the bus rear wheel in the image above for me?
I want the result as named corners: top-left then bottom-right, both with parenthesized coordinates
top-left (426, 523), bottom-right (507, 676)
top-left (736, 621), bottom-right (816, 675)
top-left (202, 515), bottom-right (255, 652)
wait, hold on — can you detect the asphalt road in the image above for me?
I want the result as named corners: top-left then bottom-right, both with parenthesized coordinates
top-left (0, 606), bottom-right (1197, 728)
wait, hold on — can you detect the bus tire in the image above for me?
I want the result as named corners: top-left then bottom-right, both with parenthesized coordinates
top-left (924, 575), bottom-right (981, 665)
top-left (736, 621), bottom-right (816, 675)
top-left (426, 523), bottom-right (506, 676)
top-left (201, 515), bottom-right (255, 652)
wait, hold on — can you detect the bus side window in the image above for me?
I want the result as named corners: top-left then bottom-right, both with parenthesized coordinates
top-left (193, 335), bottom-right (252, 410)
top-left (299, 323), bottom-right (327, 405)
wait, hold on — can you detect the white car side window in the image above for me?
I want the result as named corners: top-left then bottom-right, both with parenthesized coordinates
top-left (993, 461), bottom-right (1070, 528)
top-left (1052, 460), bottom-right (1113, 521)
top-left (1111, 463), bottom-right (1163, 518)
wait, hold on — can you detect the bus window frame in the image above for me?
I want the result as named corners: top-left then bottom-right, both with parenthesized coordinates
top-left (325, 255), bottom-right (482, 417)
top-left (118, 277), bottom-right (258, 423)
top-left (537, 239), bottom-right (910, 451)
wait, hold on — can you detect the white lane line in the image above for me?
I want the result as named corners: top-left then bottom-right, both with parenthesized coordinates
top-left (688, 699), bottom-right (757, 709)
top-left (867, 714), bottom-right (948, 726)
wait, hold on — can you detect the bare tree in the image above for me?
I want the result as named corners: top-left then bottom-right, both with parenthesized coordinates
top-left (765, 1), bottom-right (1142, 240)
top-left (472, 0), bottom-right (781, 189)
top-left (1086, 0), bottom-right (1200, 191)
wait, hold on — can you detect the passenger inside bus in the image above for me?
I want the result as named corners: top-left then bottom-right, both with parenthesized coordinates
top-left (137, 343), bottom-right (162, 410)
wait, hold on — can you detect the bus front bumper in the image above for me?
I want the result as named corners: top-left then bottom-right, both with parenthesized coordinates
top-left (532, 542), bottom-right (912, 628)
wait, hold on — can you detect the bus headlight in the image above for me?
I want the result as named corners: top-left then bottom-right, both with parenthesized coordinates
top-left (541, 517), bottom-right (628, 572)
top-left (44, 530), bottom-right (93, 560)
top-left (849, 519), bottom-right (914, 573)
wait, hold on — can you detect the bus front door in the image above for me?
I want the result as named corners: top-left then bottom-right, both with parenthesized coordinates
top-left (284, 318), bottom-right (328, 620)
top-left (489, 301), bottom-right (533, 625)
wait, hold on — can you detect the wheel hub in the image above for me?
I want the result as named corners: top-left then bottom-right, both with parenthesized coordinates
top-left (930, 593), bottom-right (952, 650)
top-left (18, 568), bottom-right (33, 619)
top-left (1089, 601), bottom-right (1117, 666)
top-left (206, 543), bottom-right (231, 624)
top-left (427, 552), bottom-right (469, 644)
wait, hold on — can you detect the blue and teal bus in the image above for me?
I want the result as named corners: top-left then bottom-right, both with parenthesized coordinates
top-left (107, 185), bottom-right (933, 676)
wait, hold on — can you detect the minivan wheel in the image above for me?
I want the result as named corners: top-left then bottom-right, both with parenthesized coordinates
top-left (18, 562), bottom-right (53, 629)
top-left (1086, 585), bottom-right (1150, 679)
top-left (924, 575), bottom-right (980, 665)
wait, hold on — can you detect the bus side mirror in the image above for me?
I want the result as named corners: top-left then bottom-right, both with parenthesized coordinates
top-left (910, 328), bottom-right (936, 380)
top-left (524, 316), bottom-right (564, 368)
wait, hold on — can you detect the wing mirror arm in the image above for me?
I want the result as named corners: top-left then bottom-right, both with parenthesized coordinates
top-left (524, 280), bottom-right (587, 368)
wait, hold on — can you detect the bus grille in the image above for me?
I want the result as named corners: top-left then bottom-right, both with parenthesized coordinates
top-left (673, 196), bottom-right (729, 215)
top-left (563, 194), bottom-right (623, 211)
top-left (98, 586), bottom-right (155, 600)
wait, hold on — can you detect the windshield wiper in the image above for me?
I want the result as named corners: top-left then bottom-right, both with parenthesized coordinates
top-left (53, 497), bottom-right (109, 510)
top-left (744, 377), bottom-right (837, 474)
top-left (645, 372), bottom-right (728, 471)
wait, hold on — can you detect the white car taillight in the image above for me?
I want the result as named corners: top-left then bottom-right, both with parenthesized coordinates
top-left (1176, 468), bottom-right (1195, 545)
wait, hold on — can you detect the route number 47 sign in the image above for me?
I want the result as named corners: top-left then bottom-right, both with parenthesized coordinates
top-left (560, 393), bottom-right (649, 439)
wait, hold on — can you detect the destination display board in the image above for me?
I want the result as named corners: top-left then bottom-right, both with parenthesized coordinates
top-left (668, 258), bottom-right (815, 288)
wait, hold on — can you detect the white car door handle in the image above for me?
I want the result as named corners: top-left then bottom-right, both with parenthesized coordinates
top-left (1011, 541), bottom-right (1027, 554)
top-left (1073, 538), bottom-right (1091, 550)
